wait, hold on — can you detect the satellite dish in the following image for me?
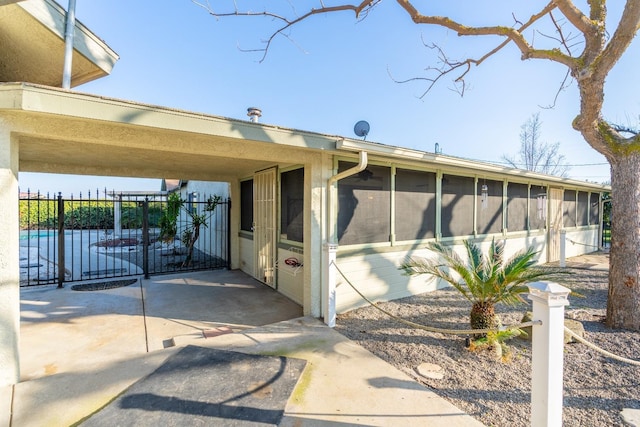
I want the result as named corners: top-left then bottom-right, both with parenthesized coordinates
top-left (354, 120), bottom-right (370, 139)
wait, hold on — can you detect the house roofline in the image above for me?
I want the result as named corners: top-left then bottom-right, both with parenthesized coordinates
top-left (0, 82), bottom-right (610, 191)
top-left (0, 82), bottom-right (345, 150)
top-left (338, 138), bottom-right (610, 191)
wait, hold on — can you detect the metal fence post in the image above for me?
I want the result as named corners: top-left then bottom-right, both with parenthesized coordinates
top-left (142, 198), bottom-right (149, 279)
top-left (527, 281), bottom-right (571, 427)
top-left (226, 198), bottom-right (231, 269)
top-left (57, 192), bottom-right (65, 288)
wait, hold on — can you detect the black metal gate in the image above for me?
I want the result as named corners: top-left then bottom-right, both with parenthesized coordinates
top-left (19, 190), bottom-right (230, 287)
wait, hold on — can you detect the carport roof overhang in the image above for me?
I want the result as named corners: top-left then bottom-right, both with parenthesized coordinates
top-left (0, 83), bottom-right (344, 181)
top-left (0, 0), bottom-right (118, 87)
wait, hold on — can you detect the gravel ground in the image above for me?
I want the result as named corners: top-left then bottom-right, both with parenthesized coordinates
top-left (335, 263), bottom-right (640, 427)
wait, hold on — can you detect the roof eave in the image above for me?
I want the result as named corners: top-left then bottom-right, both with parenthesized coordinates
top-left (338, 138), bottom-right (610, 191)
top-left (0, 0), bottom-right (119, 87)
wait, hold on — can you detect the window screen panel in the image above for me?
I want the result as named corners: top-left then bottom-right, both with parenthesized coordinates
top-left (577, 191), bottom-right (589, 226)
top-left (590, 193), bottom-right (600, 225)
top-left (507, 182), bottom-right (528, 232)
top-left (441, 174), bottom-right (474, 238)
top-left (477, 179), bottom-right (503, 235)
top-left (395, 169), bottom-right (436, 241)
top-left (563, 190), bottom-right (577, 227)
top-left (338, 162), bottom-right (391, 245)
top-left (240, 179), bottom-right (253, 232)
top-left (529, 186), bottom-right (547, 230)
top-left (280, 168), bottom-right (304, 242)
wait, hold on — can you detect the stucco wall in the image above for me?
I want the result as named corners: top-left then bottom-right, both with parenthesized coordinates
top-left (237, 237), bottom-right (304, 305)
top-left (238, 235), bottom-right (254, 277)
top-left (334, 230), bottom-right (591, 314)
top-left (276, 247), bottom-right (304, 304)
top-left (564, 226), bottom-right (600, 259)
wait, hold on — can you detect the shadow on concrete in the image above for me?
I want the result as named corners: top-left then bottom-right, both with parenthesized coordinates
top-left (81, 346), bottom-right (307, 426)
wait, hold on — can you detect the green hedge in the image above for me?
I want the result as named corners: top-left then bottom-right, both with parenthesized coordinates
top-left (19, 200), bottom-right (163, 230)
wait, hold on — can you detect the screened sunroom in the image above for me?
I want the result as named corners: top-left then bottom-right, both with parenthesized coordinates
top-left (329, 150), bottom-right (604, 313)
top-left (232, 139), bottom-right (606, 316)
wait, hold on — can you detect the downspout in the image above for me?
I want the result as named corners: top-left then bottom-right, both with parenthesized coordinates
top-left (62, 0), bottom-right (77, 89)
top-left (323, 150), bottom-right (368, 327)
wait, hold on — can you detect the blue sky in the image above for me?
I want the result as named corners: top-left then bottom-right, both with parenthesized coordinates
top-left (20, 1), bottom-right (638, 196)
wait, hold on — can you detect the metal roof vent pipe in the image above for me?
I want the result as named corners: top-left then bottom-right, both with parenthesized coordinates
top-left (247, 107), bottom-right (262, 123)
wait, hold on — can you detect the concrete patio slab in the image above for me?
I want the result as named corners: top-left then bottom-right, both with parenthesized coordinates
top-left (8, 268), bottom-right (486, 426)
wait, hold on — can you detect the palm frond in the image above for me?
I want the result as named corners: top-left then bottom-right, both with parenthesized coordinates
top-left (464, 240), bottom-right (484, 273)
top-left (401, 239), bottom-right (567, 307)
top-left (401, 256), bottom-right (473, 302)
top-left (502, 247), bottom-right (537, 278)
top-left (487, 239), bottom-right (505, 280)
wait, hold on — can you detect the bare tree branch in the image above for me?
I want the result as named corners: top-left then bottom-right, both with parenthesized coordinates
top-left (596, 0), bottom-right (640, 79)
top-left (388, 1), bottom-right (576, 98)
top-left (610, 123), bottom-right (639, 137)
top-left (546, 12), bottom-right (577, 55)
top-left (540, 68), bottom-right (573, 109)
top-left (552, 0), bottom-right (594, 35)
top-left (388, 42), bottom-right (467, 96)
top-left (395, 0), bottom-right (569, 64)
top-left (192, 0), bottom-right (381, 62)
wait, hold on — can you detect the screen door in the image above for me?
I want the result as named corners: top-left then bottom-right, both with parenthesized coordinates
top-left (254, 168), bottom-right (277, 288)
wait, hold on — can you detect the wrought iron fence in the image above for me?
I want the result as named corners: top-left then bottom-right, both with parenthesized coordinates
top-left (19, 189), bottom-right (230, 287)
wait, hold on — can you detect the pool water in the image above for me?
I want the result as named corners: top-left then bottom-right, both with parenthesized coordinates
top-left (20, 230), bottom-right (54, 240)
top-left (19, 230), bottom-right (69, 240)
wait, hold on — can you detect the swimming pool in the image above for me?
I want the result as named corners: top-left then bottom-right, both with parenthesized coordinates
top-left (19, 230), bottom-right (70, 240)
top-left (20, 230), bottom-right (54, 240)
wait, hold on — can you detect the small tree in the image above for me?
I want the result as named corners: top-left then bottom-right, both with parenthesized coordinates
top-left (503, 113), bottom-right (570, 177)
top-left (401, 240), bottom-right (563, 337)
top-left (159, 192), bottom-right (222, 267)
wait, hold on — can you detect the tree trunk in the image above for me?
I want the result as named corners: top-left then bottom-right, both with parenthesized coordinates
top-left (470, 301), bottom-right (499, 338)
top-left (607, 153), bottom-right (640, 329)
top-left (182, 225), bottom-right (200, 268)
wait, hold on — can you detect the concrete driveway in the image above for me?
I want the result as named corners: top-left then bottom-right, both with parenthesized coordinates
top-left (18, 269), bottom-right (303, 381)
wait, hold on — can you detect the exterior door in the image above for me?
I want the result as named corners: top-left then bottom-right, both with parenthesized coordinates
top-left (548, 187), bottom-right (563, 262)
top-left (254, 168), bottom-right (277, 288)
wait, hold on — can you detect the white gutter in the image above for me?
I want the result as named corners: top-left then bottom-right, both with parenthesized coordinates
top-left (62, 0), bottom-right (77, 89)
top-left (324, 149), bottom-right (368, 327)
top-left (327, 149), bottom-right (368, 241)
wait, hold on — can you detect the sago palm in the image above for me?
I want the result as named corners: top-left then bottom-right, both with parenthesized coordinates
top-left (401, 239), bottom-right (562, 337)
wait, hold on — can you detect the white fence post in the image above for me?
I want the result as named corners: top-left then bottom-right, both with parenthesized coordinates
top-left (528, 281), bottom-right (571, 427)
top-left (559, 230), bottom-right (566, 267)
top-left (323, 243), bottom-right (338, 327)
